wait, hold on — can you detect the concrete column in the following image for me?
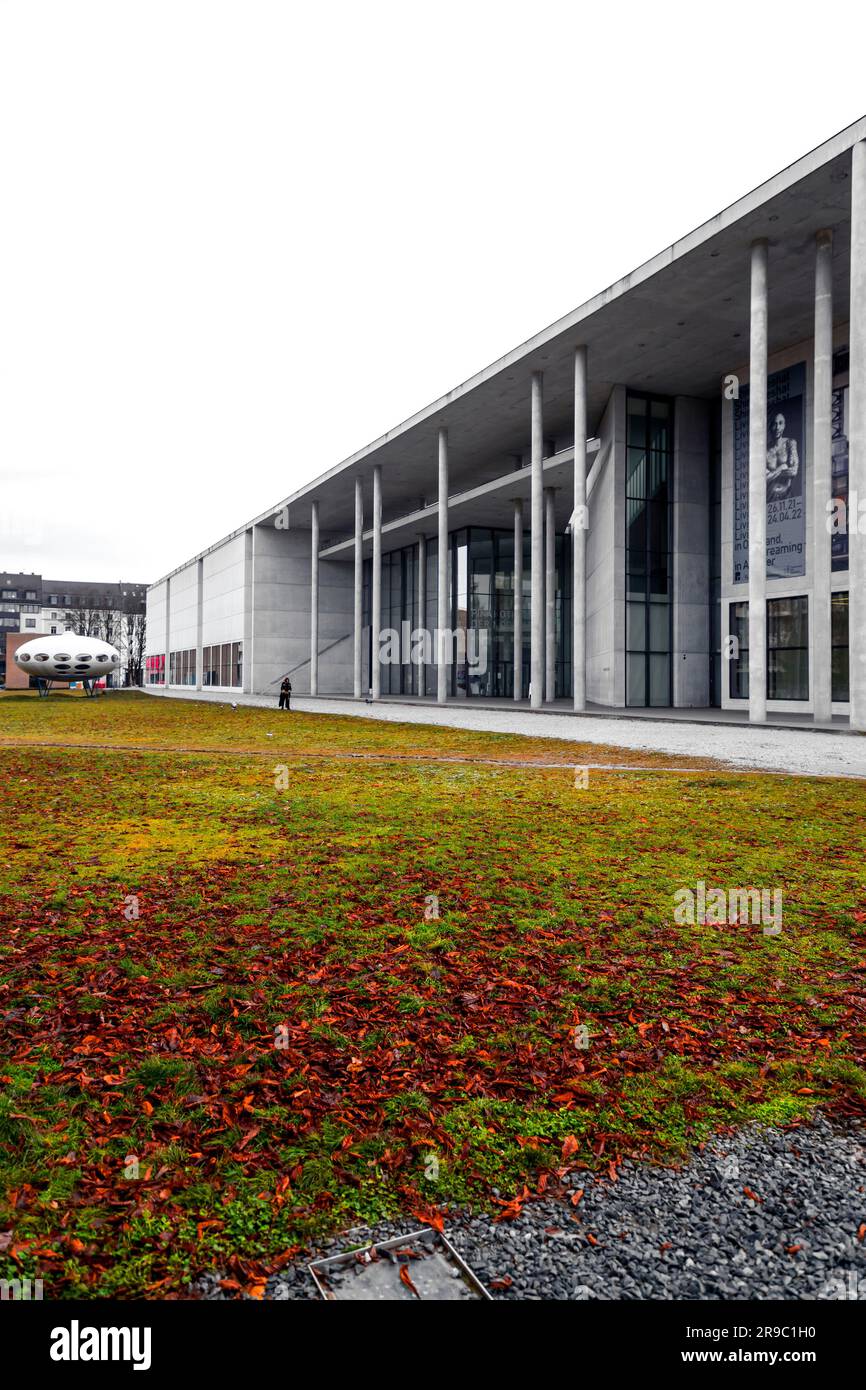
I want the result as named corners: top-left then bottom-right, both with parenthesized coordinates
top-left (513, 498), bottom-right (523, 700)
top-left (353, 478), bottom-right (363, 698)
top-left (417, 533), bottom-right (426, 697)
top-left (309, 501), bottom-right (319, 696)
top-left (242, 527), bottom-right (254, 693)
top-left (371, 464), bottom-right (382, 699)
top-left (851, 141), bottom-right (866, 731)
top-left (544, 486), bottom-right (556, 701)
top-left (195, 557), bottom-right (203, 691)
top-left (813, 229), bottom-right (834, 723)
top-left (530, 371), bottom-right (544, 708)
top-left (573, 345), bottom-right (588, 710)
top-left (748, 239), bottom-right (768, 723)
top-left (164, 576), bottom-right (171, 687)
top-left (437, 427), bottom-right (449, 703)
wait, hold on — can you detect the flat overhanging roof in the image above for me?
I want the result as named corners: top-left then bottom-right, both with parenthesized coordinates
top-left (318, 439), bottom-right (602, 560)
top-left (152, 114), bottom-right (866, 586)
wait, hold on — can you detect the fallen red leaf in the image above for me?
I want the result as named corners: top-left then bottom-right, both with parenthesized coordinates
top-left (399, 1264), bottom-right (420, 1298)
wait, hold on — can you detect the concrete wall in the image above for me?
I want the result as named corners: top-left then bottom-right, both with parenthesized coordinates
top-left (167, 561), bottom-right (198, 660)
top-left (318, 556), bottom-right (354, 693)
top-left (250, 523), bottom-right (312, 694)
top-left (146, 525), bottom-right (355, 698)
top-left (586, 387), bottom-right (624, 707)
top-left (145, 580), bottom-right (167, 661)
top-left (201, 535), bottom-right (246, 650)
top-left (672, 396), bottom-right (711, 706)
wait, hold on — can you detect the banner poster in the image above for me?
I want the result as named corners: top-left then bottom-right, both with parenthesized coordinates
top-left (732, 362), bottom-right (806, 583)
top-left (831, 383), bottom-right (849, 572)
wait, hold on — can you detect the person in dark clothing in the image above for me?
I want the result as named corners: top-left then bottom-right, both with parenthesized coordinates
top-left (278, 677), bottom-right (292, 710)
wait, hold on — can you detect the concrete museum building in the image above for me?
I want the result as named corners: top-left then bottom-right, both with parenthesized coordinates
top-left (147, 118), bottom-right (866, 728)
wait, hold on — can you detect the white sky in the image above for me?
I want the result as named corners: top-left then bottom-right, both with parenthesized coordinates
top-left (0, 0), bottom-right (863, 584)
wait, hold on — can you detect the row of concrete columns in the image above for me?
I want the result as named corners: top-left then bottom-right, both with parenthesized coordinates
top-left (747, 239), bottom-right (769, 723)
top-left (850, 141), bottom-right (866, 732)
top-left (812, 228), bottom-right (834, 724)
top-left (312, 143), bottom-right (865, 723)
top-left (313, 355), bottom-right (590, 708)
top-left (745, 138), bottom-right (866, 727)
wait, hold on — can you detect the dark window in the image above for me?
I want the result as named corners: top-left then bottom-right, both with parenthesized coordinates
top-left (767, 596), bottom-right (809, 700)
top-left (626, 393), bottom-right (672, 706)
top-left (729, 600), bottom-right (749, 698)
top-left (169, 648), bottom-right (197, 686)
top-left (362, 526), bottom-right (569, 701)
top-left (729, 598), bottom-right (809, 701)
top-left (832, 592), bottom-right (849, 703)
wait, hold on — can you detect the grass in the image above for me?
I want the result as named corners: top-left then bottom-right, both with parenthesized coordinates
top-left (0, 689), bottom-right (864, 1297)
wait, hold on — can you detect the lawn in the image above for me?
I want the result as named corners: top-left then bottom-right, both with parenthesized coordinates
top-left (1, 690), bottom-right (865, 1297)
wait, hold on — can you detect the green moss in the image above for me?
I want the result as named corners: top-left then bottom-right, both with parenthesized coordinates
top-left (0, 690), bottom-right (864, 1295)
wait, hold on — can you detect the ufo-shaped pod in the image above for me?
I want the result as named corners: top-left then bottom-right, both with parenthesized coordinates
top-left (14, 633), bottom-right (122, 682)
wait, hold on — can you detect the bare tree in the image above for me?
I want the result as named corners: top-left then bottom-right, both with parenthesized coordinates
top-left (59, 584), bottom-right (145, 684)
top-left (62, 599), bottom-right (102, 637)
top-left (126, 612), bottom-right (146, 685)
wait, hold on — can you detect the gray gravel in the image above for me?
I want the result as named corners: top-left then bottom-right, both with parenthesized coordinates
top-left (190, 1115), bottom-right (866, 1301)
top-left (144, 688), bottom-right (865, 779)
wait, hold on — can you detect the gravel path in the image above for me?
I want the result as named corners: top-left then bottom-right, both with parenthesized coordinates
top-left (145, 689), bottom-right (865, 779)
top-left (190, 1115), bottom-right (866, 1301)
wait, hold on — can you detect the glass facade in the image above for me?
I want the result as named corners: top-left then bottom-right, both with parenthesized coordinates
top-left (169, 649), bottom-right (197, 686)
top-left (375, 544), bottom-right (420, 696)
top-left (145, 654), bottom-right (165, 685)
top-left (832, 592), bottom-right (849, 702)
top-left (729, 601), bottom-right (749, 700)
top-left (626, 392), bottom-right (673, 706)
top-left (451, 527), bottom-right (570, 699)
top-left (151, 646), bottom-right (242, 688)
top-left (202, 642), bottom-right (242, 688)
top-left (768, 596), bottom-right (809, 701)
top-left (729, 598), bottom-right (809, 701)
top-left (364, 526), bottom-right (570, 700)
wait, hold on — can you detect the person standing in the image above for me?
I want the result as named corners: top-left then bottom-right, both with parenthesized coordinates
top-left (278, 676), bottom-right (292, 710)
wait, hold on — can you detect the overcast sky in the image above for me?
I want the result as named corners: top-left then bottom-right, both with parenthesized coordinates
top-left (0, 1), bottom-right (863, 584)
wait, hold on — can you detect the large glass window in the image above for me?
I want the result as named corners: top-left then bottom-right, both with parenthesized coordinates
top-left (452, 526), bottom-right (569, 700)
top-left (729, 597), bottom-right (809, 701)
top-left (768, 596), bottom-right (809, 701)
top-left (363, 526), bottom-right (569, 699)
top-left (729, 601), bottom-right (749, 700)
top-left (200, 643), bottom-right (241, 688)
top-left (832, 592), bottom-right (849, 702)
top-left (145, 654), bottom-right (165, 685)
top-left (169, 648), bottom-right (197, 686)
top-left (626, 393), bottom-right (673, 706)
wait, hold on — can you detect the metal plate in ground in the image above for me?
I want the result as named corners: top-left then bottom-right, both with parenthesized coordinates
top-left (309, 1226), bottom-right (491, 1301)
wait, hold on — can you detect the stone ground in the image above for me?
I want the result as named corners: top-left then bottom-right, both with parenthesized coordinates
top-left (190, 1115), bottom-right (866, 1301)
top-left (146, 688), bottom-right (866, 779)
